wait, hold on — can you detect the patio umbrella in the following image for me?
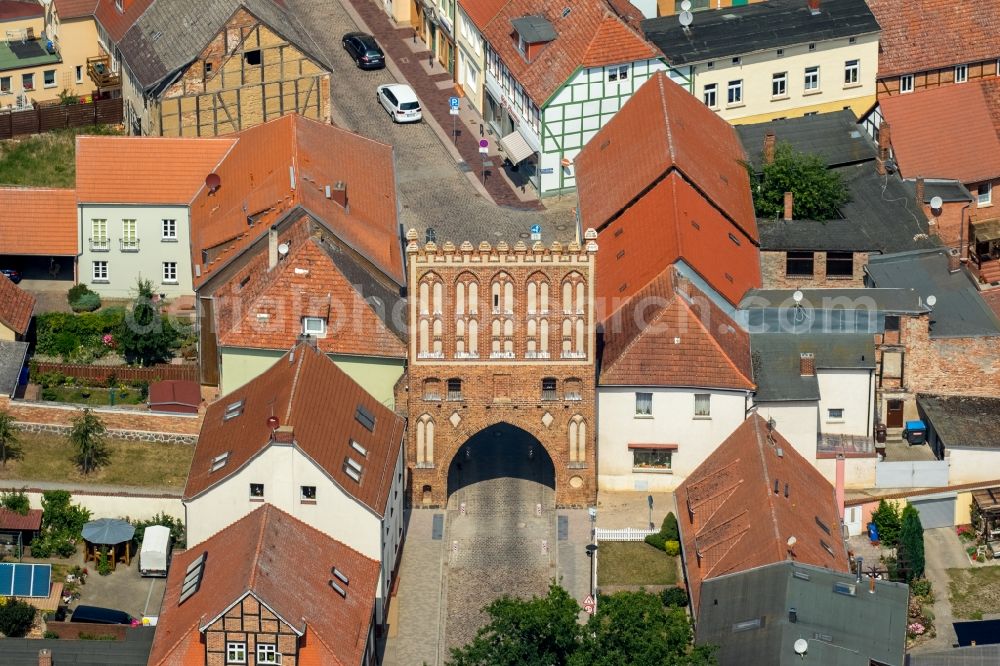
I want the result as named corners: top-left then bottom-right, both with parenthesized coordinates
top-left (81, 518), bottom-right (135, 545)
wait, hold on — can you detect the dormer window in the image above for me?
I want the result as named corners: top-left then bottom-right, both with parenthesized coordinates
top-left (511, 16), bottom-right (556, 61)
top-left (302, 317), bottom-right (326, 337)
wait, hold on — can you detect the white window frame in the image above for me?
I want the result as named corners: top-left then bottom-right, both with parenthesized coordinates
top-left (827, 408), bottom-right (845, 421)
top-left (635, 392), bottom-right (653, 417)
top-left (226, 641), bottom-right (247, 664)
top-left (249, 483), bottom-right (264, 499)
top-left (804, 66), bottom-right (820, 91)
top-left (703, 83), bottom-right (717, 108)
top-left (162, 261), bottom-right (177, 284)
top-left (162, 218), bottom-right (177, 240)
top-left (694, 393), bottom-right (711, 418)
top-left (955, 64), bottom-right (968, 83)
top-left (121, 219), bottom-right (137, 249)
top-left (300, 485), bottom-right (317, 501)
top-left (979, 182), bottom-right (992, 206)
top-left (256, 643), bottom-right (279, 664)
top-left (43, 69), bottom-right (56, 88)
top-left (92, 261), bottom-right (108, 282)
top-left (772, 72), bottom-right (787, 97)
top-left (727, 79), bottom-right (742, 106)
top-left (844, 59), bottom-right (859, 86)
top-left (302, 316), bottom-right (326, 337)
top-left (899, 74), bottom-right (914, 94)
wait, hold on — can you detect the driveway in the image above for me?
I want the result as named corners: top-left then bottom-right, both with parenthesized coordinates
top-left (913, 526), bottom-right (969, 652)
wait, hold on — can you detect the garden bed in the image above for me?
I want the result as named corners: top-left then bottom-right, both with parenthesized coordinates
top-left (597, 541), bottom-right (677, 586)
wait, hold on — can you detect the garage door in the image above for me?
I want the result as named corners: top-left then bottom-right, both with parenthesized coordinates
top-left (910, 494), bottom-right (956, 529)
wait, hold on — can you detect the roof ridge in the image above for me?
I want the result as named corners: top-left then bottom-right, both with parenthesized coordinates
top-left (246, 504), bottom-right (271, 591)
top-left (284, 344), bottom-right (308, 424)
top-left (752, 416), bottom-right (788, 564)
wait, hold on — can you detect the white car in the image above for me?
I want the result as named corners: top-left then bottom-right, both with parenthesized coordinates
top-left (377, 84), bottom-right (422, 123)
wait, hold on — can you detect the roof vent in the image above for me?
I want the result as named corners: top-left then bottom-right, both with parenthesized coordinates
top-left (178, 552), bottom-right (207, 605)
top-left (209, 452), bottom-right (229, 472)
top-left (561, 7), bottom-right (571, 18)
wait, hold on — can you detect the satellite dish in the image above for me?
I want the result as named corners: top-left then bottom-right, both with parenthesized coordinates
top-left (277, 243), bottom-right (290, 256)
top-left (926, 294), bottom-right (937, 308)
top-left (787, 536), bottom-right (797, 549)
top-left (793, 290), bottom-right (803, 304)
top-left (678, 10), bottom-right (693, 27)
top-left (205, 172), bottom-right (221, 193)
top-left (680, 0), bottom-right (692, 10)
top-left (793, 639), bottom-right (808, 655)
top-left (930, 195), bottom-right (943, 210)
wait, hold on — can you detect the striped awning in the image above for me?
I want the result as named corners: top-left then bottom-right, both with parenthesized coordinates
top-left (499, 129), bottom-right (535, 165)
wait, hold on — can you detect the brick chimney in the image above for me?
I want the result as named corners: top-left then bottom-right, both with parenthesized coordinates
top-left (915, 177), bottom-right (925, 205)
top-left (799, 352), bottom-right (815, 376)
top-left (329, 181), bottom-right (348, 210)
top-left (763, 131), bottom-right (776, 165)
top-left (876, 122), bottom-right (891, 175)
top-left (948, 248), bottom-right (961, 272)
top-left (38, 649), bottom-right (52, 666)
top-left (273, 425), bottom-right (294, 444)
top-left (783, 192), bottom-right (793, 221)
top-left (268, 225), bottom-right (279, 270)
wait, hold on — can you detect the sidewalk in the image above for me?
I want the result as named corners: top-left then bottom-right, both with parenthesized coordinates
top-left (339, 0), bottom-right (543, 210)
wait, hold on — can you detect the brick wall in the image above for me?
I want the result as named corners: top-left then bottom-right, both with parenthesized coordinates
top-left (33, 361), bottom-right (198, 385)
top-left (760, 250), bottom-right (868, 289)
top-left (903, 315), bottom-right (1000, 397)
top-left (0, 397), bottom-right (203, 441)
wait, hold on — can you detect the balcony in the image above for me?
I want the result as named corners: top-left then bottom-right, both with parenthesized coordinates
top-left (87, 55), bottom-right (120, 90)
top-left (119, 238), bottom-right (139, 252)
top-left (0, 32), bottom-right (59, 74)
top-left (89, 237), bottom-right (109, 252)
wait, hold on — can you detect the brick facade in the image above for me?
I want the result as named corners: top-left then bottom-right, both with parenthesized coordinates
top-left (403, 230), bottom-right (598, 507)
top-left (204, 593), bottom-right (300, 666)
top-left (760, 250), bottom-right (868, 289)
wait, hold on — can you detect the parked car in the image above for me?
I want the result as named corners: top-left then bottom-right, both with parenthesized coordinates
top-left (1, 268), bottom-right (21, 283)
top-left (342, 32), bottom-right (385, 69)
top-left (70, 605), bottom-right (134, 625)
top-left (376, 84), bottom-right (422, 123)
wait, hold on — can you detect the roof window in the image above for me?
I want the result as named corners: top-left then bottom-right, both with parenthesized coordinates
top-left (209, 452), bottom-right (230, 473)
top-left (223, 400), bottom-right (244, 421)
top-left (351, 439), bottom-right (368, 457)
top-left (355, 405), bottom-right (376, 432)
top-left (344, 457), bottom-right (363, 482)
top-left (178, 552), bottom-right (207, 605)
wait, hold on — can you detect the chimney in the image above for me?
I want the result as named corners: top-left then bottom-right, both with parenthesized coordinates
top-left (875, 122), bottom-right (891, 175)
top-left (855, 556), bottom-right (863, 582)
top-left (329, 181), bottom-right (347, 209)
top-left (273, 425), bottom-right (294, 444)
top-left (799, 352), bottom-right (815, 376)
top-left (268, 226), bottom-right (279, 270)
top-left (763, 131), bottom-right (776, 165)
top-left (38, 649), bottom-right (52, 666)
top-left (835, 454), bottom-right (845, 519)
top-left (807, 0), bottom-right (821, 14)
top-left (915, 177), bottom-right (925, 205)
top-left (948, 248), bottom-right (961, 273)
top-left (783, 192), bottom-right (793, 221)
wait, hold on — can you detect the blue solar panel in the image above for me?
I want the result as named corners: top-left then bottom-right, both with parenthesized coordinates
top-left (0, 563), bottom-right (51, 598)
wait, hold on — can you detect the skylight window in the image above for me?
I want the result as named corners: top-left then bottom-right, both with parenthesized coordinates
top-left (223, 400), bottom-right (244, 421)
top-left (355, 405), bottom-right (375, 432)
top-left (344, 457), bottom-right (363, 482)
top-left (833, 581), bottom-right (856, 597)
top-left (178, 552), bottom-right (207, 605)
top-left (332, 567), bottom-right (349, 585)
top-left (351, 440), bottom-right (368, 457)
top-left (210, 452), bottom-right (230, 473)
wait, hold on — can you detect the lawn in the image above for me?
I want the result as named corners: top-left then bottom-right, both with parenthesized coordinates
top-left (0, 431), bottom-right (192, 489)
top-left (0, 125), bottom-right (122, 188)
top-left (39, 384), bottom-right (145, 407)
top-left (597, 541), bottom-right (678, 586)
top-left (948, 566), bottom-right (1000, 619)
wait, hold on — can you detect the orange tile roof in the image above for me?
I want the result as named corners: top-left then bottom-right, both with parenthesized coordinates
top-left (184, 342), bottom-right (405, 515)
top-left (0, 1), bottom-right (43, 19)
top-left (0, 187), bottom-right (77, 256)
top-left (576, 71), bottom-right (757, 239)
top-left (675, 415), bottom-right (850, 615)
top-left (75, 135), bottom-right (235, 205)
top-left (215, 224), bottom-right (406, 359)
top-left (0, 275), bottom-right (35, 336)
top-left (867, 0), bottom-right (1000, 78)
top-left (879, 79), bottom-right (1000, 184)
top-left (600, 267), bottom-right (753, 390)
top-left (458, 0), bottom-right (508, 30)
top-left (148, 504), bottom-right (379, 666)
top-left (482, 0), bottom-right (660, 106)
top-left (93, 0), bottom-right (153, 43)
top-left (53, 0), bottom-right (99, 19)
top-left (189, 114), bottom-right (403, 288)
top-left (0, 508), bottom-right (42, 531)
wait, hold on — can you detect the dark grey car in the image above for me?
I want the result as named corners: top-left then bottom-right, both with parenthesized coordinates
top-left (342, 32), bottom-right (385, 70)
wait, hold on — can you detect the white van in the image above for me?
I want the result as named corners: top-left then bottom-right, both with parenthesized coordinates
top-left (139, 525), bottom-right (172, 577)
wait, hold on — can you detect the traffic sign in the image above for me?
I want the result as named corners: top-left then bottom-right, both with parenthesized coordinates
top-left (449, 96), bottom-right (460, 110)
top-left (479, 139), bottom-right (489, 154)
top-left (530, 224), bottom-right (541, 241)
top-left (583, 594), bottom-right (596, 614)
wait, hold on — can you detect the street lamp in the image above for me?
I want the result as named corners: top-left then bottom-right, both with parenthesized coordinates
top-left (585, 543), bottom-right (598, 600)
top-left (648, 494), bottom-right (654, 530)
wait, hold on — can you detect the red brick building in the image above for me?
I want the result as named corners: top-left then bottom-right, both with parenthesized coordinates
top-left (403, 229), bottom-right (598, 507)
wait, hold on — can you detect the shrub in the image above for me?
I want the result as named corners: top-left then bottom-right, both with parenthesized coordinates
top-left (664, 540), bottom-right (680, 557)
top-left (130, 512), bottom-right (186, 550)
top-left (0, 488), bottom-right (30, 515)
top-left (644, 533), bottom-right (666, 551)
top-left (97, 549), bottom-right (111, 576)
top-left (910, 578), bottom-right (932, 599)
top-left (900, 505), bottom-right (925, 581)
top-left (0, 598), bottom-right (36, 637)
top-left (661, 512), bottom-right (679, 542)
top-left (872, 499), bottom-right (902, 547)
top-left (68, 284), bottom-right (101, 313)
top-left (660, 586), bottom-right (689, 608)
top-left (43, 630), bottom-right (59, 639)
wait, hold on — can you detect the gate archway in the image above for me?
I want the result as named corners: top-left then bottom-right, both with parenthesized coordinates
top-left (446, 422), bottom-right (555, 500)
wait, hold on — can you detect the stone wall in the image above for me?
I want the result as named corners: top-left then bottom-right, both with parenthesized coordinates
top-left (0, 398), bottom-right (202, 443)
top-left (903, 315), bottom-right (1000, 397)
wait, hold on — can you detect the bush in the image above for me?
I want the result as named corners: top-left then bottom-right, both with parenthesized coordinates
top-left (0, 598), bottom-right (36, 637)
top-left (660, 586), bottom-right (689, 608)
top-left (661, 512), bottom-right (679, 542)
top-left (35, 308), bottom-right (124, 362)
top-left (97, 549), bottom-right (111, 576)
top-left (910, 578), bottom-right (932, 598)
top-left (900, 505), bottom-right (926, 581)
top-left (664, 540), bottom-right (680, 557)
top-left (130, 512), bottom-right (186, 550)
top-left (68, 284), bottom-right (101, 313)
top-left (644, 533), bottom-right (666, 551)
top-left (43, 630), bottom-right (59, 639)
top-left (872, 499), bottom-right (902, 547)
top-left (0, 488), bottom-right (29, 515)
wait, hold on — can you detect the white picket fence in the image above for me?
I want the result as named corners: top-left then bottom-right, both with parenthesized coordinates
top-left (594, 527), bottom-right (656, 542)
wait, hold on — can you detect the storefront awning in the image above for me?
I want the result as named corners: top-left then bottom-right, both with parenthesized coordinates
top-left (499, 129), bottom-right (535, 165)
top-left (972, 218), bottom-right (1000, 242)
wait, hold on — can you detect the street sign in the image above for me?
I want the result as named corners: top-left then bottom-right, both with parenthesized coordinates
top-left (450, 107), bottom-right (460, 116)
top-left (479, 139), bottom-right (489, 154)
top-left (530, 224), bottom-right (541, 241)
top-left (583, 594), bottom-right (596, 614)
top-left (449, 96), bottom-right (460, 110)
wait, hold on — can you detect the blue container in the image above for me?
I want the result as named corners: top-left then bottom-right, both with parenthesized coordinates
top-left (904, 420), bottom-right (927, 445)
top-left (868, 522), bottom-right (880, 544)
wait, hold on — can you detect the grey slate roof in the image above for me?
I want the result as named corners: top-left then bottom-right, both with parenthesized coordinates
top-left (0, 627), bottom-right (154, 665)
top-left (696, 561), bottom-right (908, 666)
top-left (907, 645), bottom-right (1000, 666)
top-left (511, 15), bottom-right (557, 43)
top-left (866, 249), bottom-right (1000, 338)
top-left (120, 0), bottom-right (331, 90)
top-left (916, 179), bottom-right (974, 204)
top-left (917, 394), bottom-right (1000, 450)
top-left (739, 288), bottom-right (929, 336)
top-left (0, 340), bottom-right (26, 397)
top-left (750, 332), bottom-right (874, 402)
top-left (642, 0), bottom-right (880, 65)
top-left (743, 288), bottom-right (929, 315)
top-left (738, 111), bottom-right (875, 171)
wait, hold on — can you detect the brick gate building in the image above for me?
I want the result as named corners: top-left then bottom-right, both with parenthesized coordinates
top-left (403, 229), bottom-right (599, 507)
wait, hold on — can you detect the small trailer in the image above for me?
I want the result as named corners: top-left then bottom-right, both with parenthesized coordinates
top-left (139, 526), bottom-right (172, 578)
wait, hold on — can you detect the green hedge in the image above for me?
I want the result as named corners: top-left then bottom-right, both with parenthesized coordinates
top-left (35, 308), bottom-right (124, 362)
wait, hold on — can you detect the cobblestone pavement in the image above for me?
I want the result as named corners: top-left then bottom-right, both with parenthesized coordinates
top-left (284, 0), bottom-right (577, 245)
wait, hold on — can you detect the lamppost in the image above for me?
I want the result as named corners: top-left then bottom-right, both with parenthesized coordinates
top-left (585, 543), bottom-right (598, 600)
top-left (647, 494), bottom-right (654, 530)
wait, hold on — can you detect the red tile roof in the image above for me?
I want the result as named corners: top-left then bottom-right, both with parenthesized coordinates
top-left (867, 0), bottom-right (1000, 78)
top-left (879, 79), bottom-right (1000, 184)
top-left (0, 275), bottom-right (35, 336)
top-left (184, 342), bottom-right (405, 514)
top-left (0, 187), bottom-right (78, 256)
top-left (52, 0), bottom-right (99, 19)
top-left (458, 0), bottom-right (508, 30)
top-left (75, 135), bottom-right (235, 204)
top-left (675, 415), bottom-right (850, 615)
top-left (481, 0), bottom-right (660, 106)
top-left (0, 1), bottom-right (43, 20)
top-left (600, 267), bottom-right (753, 390)
top-left (189, 114), bottom-right (403, 289)
top-left (215, 224), bottom-right (406, 359)
top-left (576, 71), bottom-right (757, 239)
top-left (148, 380), bottom-right (201, 410)
top-left (93, 0), bottom-right (153, 43)
top-left (0, 508), bottom-right (42, 532)
top-left (983, 289), bottom-right (1000, 321)
top-left (148, 504), bottom-right (379, 666)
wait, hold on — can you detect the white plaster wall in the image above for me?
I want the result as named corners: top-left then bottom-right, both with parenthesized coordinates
top-left (9, 488), bottom-right (183, 522)
top-left (377, 445), bottom-right (405, 621)
top-left (813, 456), bottom-right (876, 489)
top-left (597, 387), bottom-right (748, 491)
top-left (752, 401), bottom-right (818, 463)
top-left (816, 368), bottom-right (874, 436)
top-left (946, 448), bottom-right (1000, 486)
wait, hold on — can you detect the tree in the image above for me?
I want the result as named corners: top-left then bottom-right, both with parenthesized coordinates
top-left (0, 411), bottom-right (21, 468)
top-left (900, 504), bottom-right (926, 581)
top-left (0, 598), bottom-right (36, 637)
top-left (117, 278), bottom-right (177, 366)
top-left (748, 142), bottom-right (849, 221)
top-left (871, 499), bottom-right (902, 547)
top-left (68, 409), bottom-right (110, 475)
top-left (41, 491), bottom-right (91, 535)
top-left (0, 488), bottom-right (30, 515)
